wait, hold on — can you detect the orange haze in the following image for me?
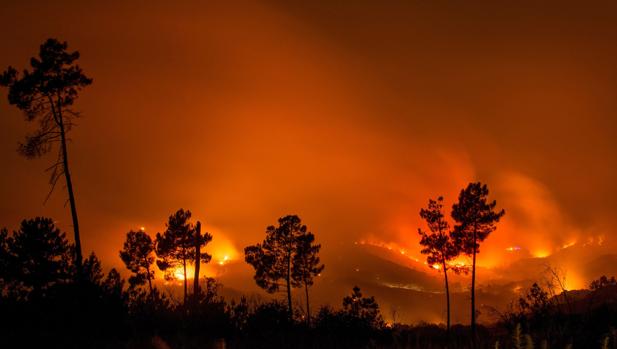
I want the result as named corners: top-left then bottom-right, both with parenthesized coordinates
top-left (1, 0), bottom-right (616, 323)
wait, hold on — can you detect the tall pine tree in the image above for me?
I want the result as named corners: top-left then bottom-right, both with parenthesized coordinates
top-left (1, 39), bottom-right (92, 276)
top-left (245, 215), bottom-right (318, 319)
top-left (451, 182), bottom-right (504, 347)
top-left (155, 209), bottom-right (195, 305)
top-left (293, 231), bottom-right (324, 325)
top-left (418, 196), bottom-right (462, 333)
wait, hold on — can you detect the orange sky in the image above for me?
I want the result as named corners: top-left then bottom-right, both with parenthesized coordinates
top-left (1, 0), bottom-right (616, 322)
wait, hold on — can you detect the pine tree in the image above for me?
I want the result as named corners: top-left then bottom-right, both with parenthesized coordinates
top-left (192, 221), bottom-right (213, 301)
top-left (342, 286), bottom-right (383, 328)
top-left (155, 209), bottom-right (195, 305)
top-left (4, 217), bottom-right (73, 298)
top-left (418, 196), bottom-right (462, 333)
top-left (293, 231), bottom-right (325, 325)
top-left (245, 214), bottom-right (307, 318)
top-left (451, 182), bottom-right (505, 347)
top-left (120, 230), bottom-right (155, 294)
top-left (1, 39), bottom-right (92, 275)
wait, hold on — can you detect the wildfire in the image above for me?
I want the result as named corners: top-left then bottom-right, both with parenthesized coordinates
top-left (562, 241), bottom-right (576, 249)
top-left (162, 248), bottom-right (237, 281)
top-left (172, 265), bottom-right (195, 281)
top-left (357, 239), bottom-right (475, 272)
top-left (218, 255), bottom-right (230, 265)
top-left (563, 271), bottom-right (585, 291)
top-left (357, 240), bottom-right (422, 262)
top-left (532, 249), bottom-right (551, 258)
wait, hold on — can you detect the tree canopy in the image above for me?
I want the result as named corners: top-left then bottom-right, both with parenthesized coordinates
top-left (2, 217), bottom-right (73, 298)
top-left (120, 230), bottom-right (155, 292)
top-left (245, 215), bottom-right (322, 318)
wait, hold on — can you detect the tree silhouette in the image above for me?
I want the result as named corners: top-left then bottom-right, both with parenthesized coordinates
top-left (0, 39), bottom-right (92, 276)
top-left (418, 196), bottom-right (462, 333)
top-left (0, 228), bottom-right (11, 291)
top-left (3, 217), bottom-right (73, 298)
top-left (83, 252), bottom-right (104, 286)
top-left (451, 182), bottom-right (505, 346)
top-left (102, 268), bottom-right (125, 298)
top-left (589, 275), bottom-right (617, 290)
top-left (342, 286), bottom-right (383, 328)
top-left (518, 282), bottom-right (551, 316)
top-left (245, 215), bottom-right (307, 318)
top-left (120, 230), bottom-right (155, 294)
top-left (192, 221), bottom-right (213, 301)
top-left (293, 231), bottom-right (324, 325)
top-left (155, 209), bottom-right (195, 305)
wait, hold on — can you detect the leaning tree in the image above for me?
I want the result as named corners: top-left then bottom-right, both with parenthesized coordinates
top-left (0, 39), bottom-right (92, 275)
top-left (451, 182), bottom-right (505, 347)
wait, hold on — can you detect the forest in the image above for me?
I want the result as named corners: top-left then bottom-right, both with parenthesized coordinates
top-left (1, 39), bottom-right (616, 349)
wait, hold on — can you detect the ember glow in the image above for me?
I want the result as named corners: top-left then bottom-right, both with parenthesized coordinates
top-left (173, 266), bottom-right (194, 281)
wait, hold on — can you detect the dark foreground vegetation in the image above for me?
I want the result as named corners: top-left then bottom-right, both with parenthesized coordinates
top-left (1, 217), bottom-right (616, 349)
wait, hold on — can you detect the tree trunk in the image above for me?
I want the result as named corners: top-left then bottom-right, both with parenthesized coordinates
top-left (471, 227), bottom-right (477, 349)
top-left (286, 251), bottom-right (293, 319)
top-left (443, 259), bottom-right (450, 333)
top-left (146, 264), bottom-right (153, 296)
top-left (56, 103), bottom-right (83, 278)
top-left (183, 257), bottom-right (188, 306)
top-left (194, 222), bottom-right (201, 302)
top-left (305, 282), bottom-right (311, 326)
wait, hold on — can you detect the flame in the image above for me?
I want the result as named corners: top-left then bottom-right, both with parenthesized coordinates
top-left (205, 228), bottom-right (239, 267)
top-left (172, 265), bottom-right (195, 281)
top-left (218, 255), bottom-right (230, 265)
top-left (532, 249), bottom-right (551, 258)
top-left (561, 270), bottom-right (585, 291)
top-left (561, 241), bottom-right (576, 249)
top-left (358, 239), bottom-right (472, 270)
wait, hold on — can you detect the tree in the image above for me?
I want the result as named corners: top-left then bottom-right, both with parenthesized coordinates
top-left (102, 268), bottom-right (125, 298)
top-left (120, 230), bottom-right (156, 294)
top-left (590, 275), bottom-right (617, 290)
top-left (518, 283), bottom-right (551, 316)
top-left (451, 182), bottom-right (505, 346)
top-left (4, 217), bottom-right (73, 298)
top-left (0, 228), bottom-right (9, 286)
top-left (293, 231), bottom-right (324, 325)
top-left (192, 221), bottom-right (213, 300)
top-left (0, 228), bottom-right (13, 295)
top-left (155, 209), bottom-right (195, 305)
top-left (342, 286), bottom-right (383, 328)
top-left (245, 214), bottom-right (306, 318)
top-left (83, 252), bottom-right (104, 286)
top-left (418, 196), bottom-right (462, 333)
top-left (0, 39), bottom-right (92, 275)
